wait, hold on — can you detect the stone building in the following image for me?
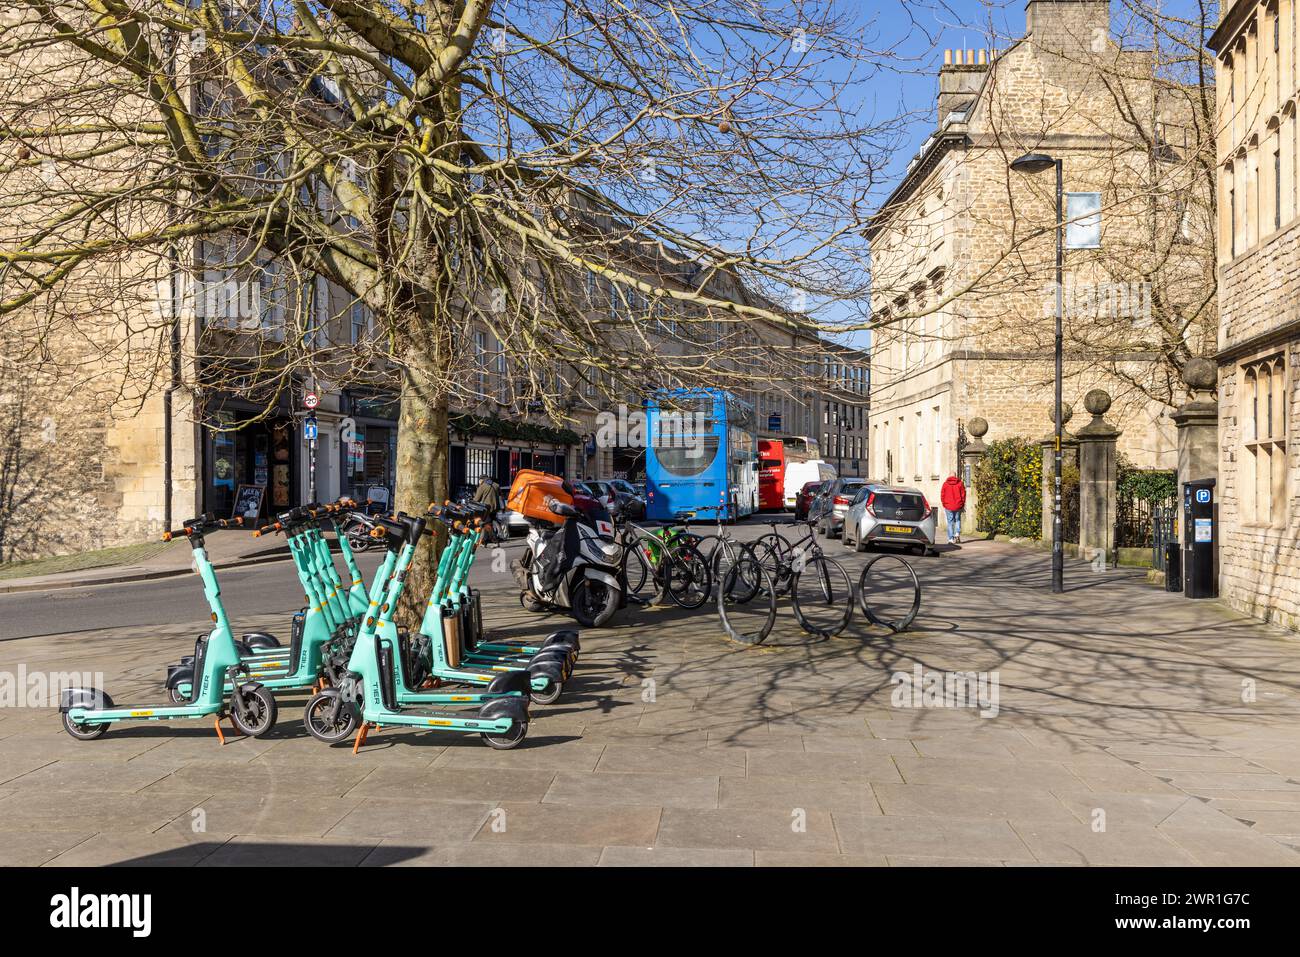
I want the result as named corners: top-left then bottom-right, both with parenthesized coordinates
top-left (1209, 0), bottom-right (1300, 632)
top-left (817, 342), bottom-right (871, 477)
top-left (867, 0), bottom-right (1207, 518)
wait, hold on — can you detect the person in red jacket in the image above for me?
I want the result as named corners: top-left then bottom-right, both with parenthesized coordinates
top-left (940, 473), bottom-right (967, 544)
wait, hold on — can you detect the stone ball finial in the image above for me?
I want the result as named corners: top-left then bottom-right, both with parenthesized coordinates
top-left (967, 416), bottom-right (988, 438)
top-left (1053, 403), bottom-right (1073, 427)
top-left (1083, 389), bottom-right (1111, 417)
top-left (1182, 357), bottom-right (1217, 393)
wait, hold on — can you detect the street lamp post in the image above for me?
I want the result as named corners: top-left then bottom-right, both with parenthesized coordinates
top-left (1011, 152), bottom-right (1065, 594)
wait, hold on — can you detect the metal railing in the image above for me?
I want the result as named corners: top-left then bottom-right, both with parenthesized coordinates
top-left (1152, 504), bottom-right (1178, 571)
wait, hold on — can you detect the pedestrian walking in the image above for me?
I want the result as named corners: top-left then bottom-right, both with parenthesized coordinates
top-left (940, 473), bottom-right (967, 544)
top-left (473, 475), bottom-right (504, 542)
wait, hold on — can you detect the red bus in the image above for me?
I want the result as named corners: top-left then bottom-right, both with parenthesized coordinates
top-left (758, 436), bottom-right (820, 510)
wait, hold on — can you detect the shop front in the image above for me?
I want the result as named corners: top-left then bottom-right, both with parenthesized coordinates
top-left (203, 395), bottom-right (298, 522)
top-left (340, 391), bottom-right (399, 505)
top-left (448, 411), bottom-right (578, 497)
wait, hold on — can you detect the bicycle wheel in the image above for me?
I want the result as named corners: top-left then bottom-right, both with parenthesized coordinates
top-left (749, 534), bottom-right (794, 597)
top-left (857, 554), bottom-right (922, 632)
top-left (791, 555), bottom-right (854, 638)
top-left (708, 539), bottom-right (760, 603)
top-left (621, 536), bottom-right (658, 602)
top-left (665, 541), bottom-right (712, 609)
top-left (716, 554), bottom-right (776, 645)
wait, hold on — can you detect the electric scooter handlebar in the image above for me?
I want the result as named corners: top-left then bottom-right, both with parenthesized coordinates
top-left (162, 515), bottom-right (243, 541)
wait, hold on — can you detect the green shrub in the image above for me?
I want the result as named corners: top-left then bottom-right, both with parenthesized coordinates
top-left (1117, 453), bottom-right (1177, 503)
top-left (974, 437), bottom-right (1042, 538)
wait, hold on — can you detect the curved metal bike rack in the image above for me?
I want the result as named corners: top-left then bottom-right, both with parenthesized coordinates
top-left (857, 554), bottom-right (922, 633)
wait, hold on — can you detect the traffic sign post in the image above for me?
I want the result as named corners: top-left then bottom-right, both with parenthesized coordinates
top-left (305, 414), bottom-right (318, 502)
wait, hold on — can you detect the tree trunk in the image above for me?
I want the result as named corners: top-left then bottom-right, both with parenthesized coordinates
top-left (393, 348), bottom-right (451, 630)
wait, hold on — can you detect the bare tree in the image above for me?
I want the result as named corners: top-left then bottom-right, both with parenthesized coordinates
top-left (0, 1), bottom-right (905, 604)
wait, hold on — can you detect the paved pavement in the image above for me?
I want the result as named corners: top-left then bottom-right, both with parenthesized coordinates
top-left (2, 534), bottom-right (1299, 866)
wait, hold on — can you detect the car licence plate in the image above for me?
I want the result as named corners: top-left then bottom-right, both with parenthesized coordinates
top-left (884, 525), bottom-right (913, 534)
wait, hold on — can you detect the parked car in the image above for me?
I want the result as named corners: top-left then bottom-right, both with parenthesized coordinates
top-left (503, 508), bottom-right (531, 536)
top-left (800, 479), bottom-right (836, 523)
top-left (793, 480), bottom-right (823, 522)
top-left (812, 477), bottom-right (869, 538)
top-left (842, 483), bottom-right (937, 555)
top-left (607, 478), bottom-right (647, 519)
top-left (583, 480), bottom-right (644, 521)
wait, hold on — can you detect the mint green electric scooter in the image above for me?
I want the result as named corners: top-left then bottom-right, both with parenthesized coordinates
top-left (406, 507), bottom-right (571, 704)
top-left (435, 504), bottom-right (579, 670)
top-left (60, 515), bottom-right (278, 742)
top-left (165, 500), bottom-right (372, 689)
top-left (302, 513), bottom-right (530, 750)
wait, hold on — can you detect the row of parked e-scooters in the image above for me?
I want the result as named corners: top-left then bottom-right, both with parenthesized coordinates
top-left (58, 500), bottom-right (581, 750)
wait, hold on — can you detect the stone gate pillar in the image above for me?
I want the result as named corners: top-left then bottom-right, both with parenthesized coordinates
top-left (1040, 404), bottom-right (1079, 544)
top-left (961, 417), bottom-right (987, 532)
top-left (1171, 358), bottom-right (1219, 488)
top-left (1077, 389), bottom-right (1121, 567)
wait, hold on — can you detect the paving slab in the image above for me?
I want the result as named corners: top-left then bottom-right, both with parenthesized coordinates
top-left (471, 802), bottom-right (661, 847)
top-left (833, 812), bottom-right (1038, 862)
top-left (657, 807), bottom-right (839, 853)
top-left (361, 841), bottom-right (600, 867)
top-left (542, 771), bottom-right (719, 809)
top-left (597, 845), bottom-right (754, 866)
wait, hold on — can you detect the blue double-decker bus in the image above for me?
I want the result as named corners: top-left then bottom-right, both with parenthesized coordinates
top-left (645, 388), bottom-right (759, 521)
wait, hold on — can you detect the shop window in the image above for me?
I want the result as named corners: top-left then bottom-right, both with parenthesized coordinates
top-left (467, 447), bottom-right (494, 486)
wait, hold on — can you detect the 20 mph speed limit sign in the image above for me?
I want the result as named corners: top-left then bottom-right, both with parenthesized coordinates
top-left (304, 392), bottom-right (320, 410)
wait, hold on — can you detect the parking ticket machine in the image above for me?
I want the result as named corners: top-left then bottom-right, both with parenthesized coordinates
top-left (1182, 478), bottom-right (1217, 599)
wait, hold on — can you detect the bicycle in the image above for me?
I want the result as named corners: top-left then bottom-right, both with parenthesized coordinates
top-left (689, 504), bottom-right (777, 644)
top-left (748, 518), bottom-right (854, 638)
top-left (616, 513), bottom-right (712, 610)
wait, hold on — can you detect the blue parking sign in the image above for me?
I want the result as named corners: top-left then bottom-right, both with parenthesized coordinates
top-left (304, 416), bottom-right (318, 441)
top-left (1196, 488), bottom-right (1210, 504)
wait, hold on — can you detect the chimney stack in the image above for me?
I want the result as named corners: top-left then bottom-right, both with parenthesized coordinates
top-left (1025, 0), bottom-right (1110, 56)
top-left (938, 47), bottom-right (994, 123)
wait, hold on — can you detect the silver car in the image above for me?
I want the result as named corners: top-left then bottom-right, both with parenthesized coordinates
top-left (813, 477), bottom-right (868, 538)
top-left (842, 483), bottom-right (937, 555)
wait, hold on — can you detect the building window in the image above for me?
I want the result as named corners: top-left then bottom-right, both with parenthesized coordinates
top-left (259, 259), bottom-right (285, 339)
top-left (473, 330), bottom-right (488, 398)
top-left (934, 405), bottom-right (942, 475)
top-left (1229, 183), bottom-right (1237, 258)
top-left (350, 301), bottom-right (370, 344)
top-left (1241, 353), bottom-right (1288, 528)
top-left (467, 447), bottom-right (493, 488)
top-left (915, 410), bottom-right (925, 479)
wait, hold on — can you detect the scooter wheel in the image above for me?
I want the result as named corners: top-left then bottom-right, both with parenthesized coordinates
top-left (62, 712), bottom-right (109, 740)
top-left (167, 686), bottom-right (188, 705)
top-left (482, 721), bottom-right (528, 750)
top-left (303, 691), bottom-right (357, 744)
top-left (520, 591), bottom-right (546, 613)
top-left (229, 687), bottom-right (278, 737)
top-left (531, 678), bottom-right (563, 706)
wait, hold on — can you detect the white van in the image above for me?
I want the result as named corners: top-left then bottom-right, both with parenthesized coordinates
top-left (783, 460), bottom-right (837, 508)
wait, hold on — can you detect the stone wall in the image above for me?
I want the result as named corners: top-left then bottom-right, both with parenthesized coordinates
top-left (1216, 221), bottom-right (1300, 633)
